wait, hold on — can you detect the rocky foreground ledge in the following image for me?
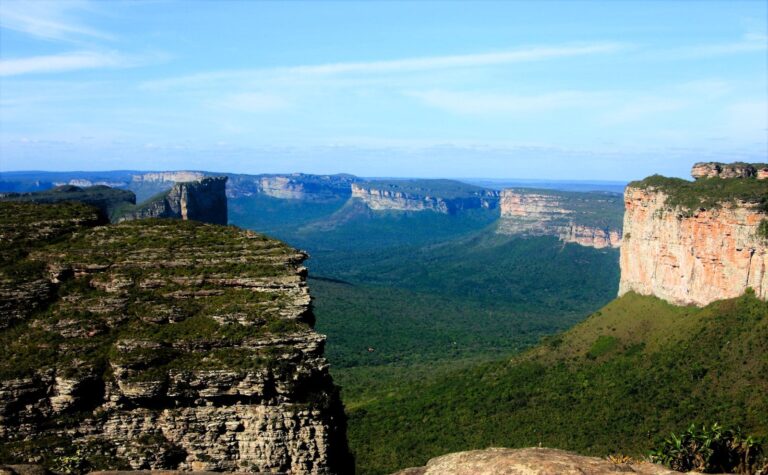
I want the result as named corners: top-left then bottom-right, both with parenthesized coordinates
top-left (391, 447), bottom-right (680, 475)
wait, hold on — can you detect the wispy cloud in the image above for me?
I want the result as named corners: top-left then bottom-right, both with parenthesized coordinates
top-left (0, 51), bottom-right (130, 76)
top-left (0, 0), bottom-right (112, 42)
top-left (408, 90), bottom-right (604, 115)
top-left (601, 97), bottom-right (687, 125)
top-left (142, 42), bottom-right (626, 90)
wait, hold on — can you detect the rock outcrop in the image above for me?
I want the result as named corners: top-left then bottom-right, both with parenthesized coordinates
top-left (119, 177), bottom-right (228, 226)
top-left (691, 162), bottom-right (768, 180)
top-left (391, 448), bottom-right (679, 475)
top-left (497, 189), bottom-right (623, 249)
top-left (619, 164), bottom-right (768, 306)
top-left (351, 181), bottom-right (499, 215)
top-left (0, 202), bottom-right (351, 473)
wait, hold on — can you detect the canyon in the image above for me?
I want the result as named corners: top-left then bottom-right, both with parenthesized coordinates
top-left (497, 189), bottom-right (623, 249)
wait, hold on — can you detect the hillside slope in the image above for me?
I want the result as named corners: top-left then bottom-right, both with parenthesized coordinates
top-left (343, 291), bottom-right (768, 474)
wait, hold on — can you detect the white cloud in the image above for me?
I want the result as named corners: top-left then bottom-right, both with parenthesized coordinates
top-left (0, 0), bottom-right (112, 42)
top-left (284, 43), bottom-right (624, 75)
top-left (408, 90), bottom-right (604, 115)
top-left (0, 51), bottom-right (129, 76)
top-left (141, 42), bottom-right (626, 90)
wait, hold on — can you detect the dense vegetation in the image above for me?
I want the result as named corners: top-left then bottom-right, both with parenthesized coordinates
top-left (338, 292), bottom-right (768, 474)
top-left (227, 187), bottom-right (628, 474)
top-left (629, 175), bottom-right (768, 213)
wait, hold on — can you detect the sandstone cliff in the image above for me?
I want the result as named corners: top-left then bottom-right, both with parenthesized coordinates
top-left (119, 177), bottom-right (228, 226)
top-left (229, 174), bottom-right (359, 202)
top-left (619, 167), bottom-right (768, 306)
top-left (497, 189), bottom-right (623, 249)
top-left (691, 162), bottom-right (768, 180)
top-left (0, 202), bottom-right (351, 473)
top-left (351, 180), bottom-right (499, 215)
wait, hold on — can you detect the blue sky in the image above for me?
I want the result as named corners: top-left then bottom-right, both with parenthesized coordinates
top-left (0, 1), bottom-right (766, 180)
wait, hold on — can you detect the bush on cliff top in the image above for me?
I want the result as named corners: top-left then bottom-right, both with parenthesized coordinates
top-left (629, 174), bottom-right (768, 213)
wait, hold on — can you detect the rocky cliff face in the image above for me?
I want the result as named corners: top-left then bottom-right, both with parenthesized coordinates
top-left (351, 182), bottom-right (499, 215)
top-left (497, 189), bottom-right (623, 249)
top-left (0, 202), bottom-right (351, 473)
top-left (119, 177), bottom-right (228, 226)
top-left (691, 162), bottom-right (768, 180)
top-left (226, 174), bottom-right (359, 201)
top-left (619, 185), bottom-right (768, 306)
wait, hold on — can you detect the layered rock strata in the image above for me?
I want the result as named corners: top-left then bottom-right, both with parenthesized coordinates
top-left (497, 190), bottom-right (623, 249)
top-left (351, 182), bottom-right (499, 215)
top-left (119, 177), bottom-right (228, 225)
top-left (0, 203), bottom-right (351, 473)
top-left (619, 185), bottom-right (768, 306)
top-left (691, 162), bottom-right (768, 180)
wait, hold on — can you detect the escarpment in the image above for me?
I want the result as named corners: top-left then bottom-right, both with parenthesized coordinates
top-left (229, 174), bottom-right (360, 202)
top-left (119, 176), bottom-right (228, 226)
top-left (619, 163), bottom-right (768, 306)
top-left (0, 202), bottom-right (351, 473)
top-left (351, 180), bottom-right (499, 214)
top-left (497, 189), bottom-right (623, 249)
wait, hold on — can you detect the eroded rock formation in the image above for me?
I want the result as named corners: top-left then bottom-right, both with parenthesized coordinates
top-left (391, 448), bottom-right (679, 475)
top-left (119, 177), bottom-right (228, 225)
top-left (351, 182), bottom-right (499, 215)
top-left (691, 162), bottom-right (768, 180)
top-left (497, 190), bottom-right (623, 249)
top-left (0, 202), bottom-right (351, 473)
top-left (619, 185), bottom-right (768, 306)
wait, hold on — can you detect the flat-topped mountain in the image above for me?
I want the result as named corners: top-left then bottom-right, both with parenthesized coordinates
top-left (620, 162), bottom-right (768, 306)
top-left (351, 179), bottom-right (500, 214)
top-left (497, 188), bottom-right (624, 249)
top-left (0, 202), bottom-right (351, 473)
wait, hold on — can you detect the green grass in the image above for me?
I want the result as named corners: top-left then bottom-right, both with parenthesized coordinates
top-left (338, 291), bottom-right (768, 474)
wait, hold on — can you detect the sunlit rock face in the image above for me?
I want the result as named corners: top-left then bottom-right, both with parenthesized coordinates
top-left (619, 186), bottom-right (768, 306)
top-left (0, 203), bottom-right (352, 474)
top-left (497, 190), bottom-right (622, 249)
top-left (391, 447), bottom-right (679, 475)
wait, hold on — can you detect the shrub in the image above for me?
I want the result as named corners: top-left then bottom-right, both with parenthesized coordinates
top-left (650, 423), bottom-right (766, 474)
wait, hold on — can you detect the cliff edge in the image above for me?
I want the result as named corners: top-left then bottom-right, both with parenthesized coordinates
top-left (619, 163), bottom-right (768, 306)
top-left (0, 202), bottom-right (351, 473)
